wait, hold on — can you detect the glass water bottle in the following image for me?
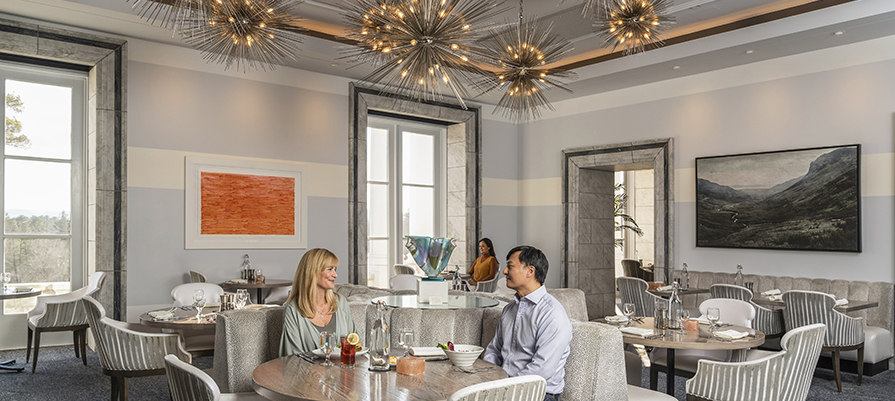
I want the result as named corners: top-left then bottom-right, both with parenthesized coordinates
top-left (681, 263), bottom-right (690, 291)
top-left (734, 264), bottom-right (745, 287)
top-left (368, 301), bottom-right (390, 372)
top-left (668, 282), bottom-right (683, 330)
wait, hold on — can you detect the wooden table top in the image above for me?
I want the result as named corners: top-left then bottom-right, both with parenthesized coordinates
top-left (649, 287), bottom-right (710, 297)
top-left (0, 287), bottom-right (42, 300)
top-left (253, 355), bottom-right (508, 401)
top-left (752, 296), bottom-right (879, 313)
top-left (139, 306), bottom-right (220, 330)
top-left (371, 295), bottom-right (499, 310)
top-left (220, 279), bottom-right (292, 289)
top-left (602, 317), bottom-right (765, 351)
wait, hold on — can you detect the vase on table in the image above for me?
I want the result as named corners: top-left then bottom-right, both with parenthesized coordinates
top-left (405, 236), bottom-right (456, 303)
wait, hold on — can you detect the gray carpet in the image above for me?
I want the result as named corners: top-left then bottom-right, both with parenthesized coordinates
top-left (0, 345), bottom-right (212, 401)
top-left (641, 365), bottom-right (895, 401)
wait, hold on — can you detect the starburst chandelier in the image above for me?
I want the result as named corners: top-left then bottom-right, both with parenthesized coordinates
top-left (343, 0), bottom-right (507, 109)
top-left (476, 1), bottom-right (576, 121)
top-left (182, 0), bottom-right (307, 71)
top-left (593, 0), bottom-right (674, 55)
top-left (128, 0), bottom-right (210, 33)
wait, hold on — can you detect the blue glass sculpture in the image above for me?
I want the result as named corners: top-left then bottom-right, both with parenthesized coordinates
top-left (404, 236), bottom-right (456, 279)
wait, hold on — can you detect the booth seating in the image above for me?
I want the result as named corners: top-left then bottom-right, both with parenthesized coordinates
top-left (686, 270), bottom-right (894, 373)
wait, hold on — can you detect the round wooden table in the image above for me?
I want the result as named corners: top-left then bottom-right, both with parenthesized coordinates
top-left (0, 287), bottom-right (42, 372)
top-left (253, 354), bottom-right (507, 401)
top-left (219, 279), bottom-right (292, 304)
top-left (139, 305), bottom-right (221, 330)
top-left (605, 317), bottom-right (764, 397)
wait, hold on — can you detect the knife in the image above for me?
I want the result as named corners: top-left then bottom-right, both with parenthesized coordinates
top-left (645, 333), bottom-right (671, 340)
top-left (298, 352), bottom-right (317, 363)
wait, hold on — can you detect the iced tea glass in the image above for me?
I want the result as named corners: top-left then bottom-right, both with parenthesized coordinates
top-left (340, 336), bottom-right (355, 368)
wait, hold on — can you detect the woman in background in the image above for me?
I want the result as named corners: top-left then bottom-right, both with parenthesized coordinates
top-left (280, 248), bottom-right (356, 356)
top-left (467, 238), bottom-right (499, 287)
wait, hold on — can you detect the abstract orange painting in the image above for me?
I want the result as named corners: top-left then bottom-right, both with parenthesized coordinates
top-left (200, 172), bottom-right (295, 235)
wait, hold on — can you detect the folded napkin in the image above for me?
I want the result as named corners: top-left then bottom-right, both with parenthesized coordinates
top-left (696, 317), bottom-right (724, 326)
top-left (148, 311), bottom-right (174, 319)
top-left (767, 294), bottom-right (782, 301)
top-left (619, 327), bottom-right (654, 338)
top-left (225, 279), bottom-right (249, 284)
top-left (13, 286), bottom-right (33, 293)
top-left (409, 347), bottom-right (445, 357)
top-left (657, 285), bottom-right (673, 292)
top-left (714, 329), bottom-right (748, 340)
top-left (761, 289), bottom-right (781, 296)
top-left (605, 315), bottom-right (629, 323)
top-left (835, 298), bottom-right (849, 306)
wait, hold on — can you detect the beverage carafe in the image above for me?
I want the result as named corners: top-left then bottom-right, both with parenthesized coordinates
top-left (668, 282), bottom-right (683, 330)
top-left (368, 301), bottom-right (390, 371)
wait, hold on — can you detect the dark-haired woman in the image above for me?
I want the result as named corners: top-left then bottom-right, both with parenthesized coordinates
top-left (467, 238), bottom-right (499, 287)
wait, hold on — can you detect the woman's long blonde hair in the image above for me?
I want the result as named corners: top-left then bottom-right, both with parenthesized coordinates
top-left (285, 248), bottom-right (340, 319)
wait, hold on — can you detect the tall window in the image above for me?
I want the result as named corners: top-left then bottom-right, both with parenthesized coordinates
top-left (1, 62), bottom-right (85, 316)
top-left (366, 117), bottom-right (446, 288)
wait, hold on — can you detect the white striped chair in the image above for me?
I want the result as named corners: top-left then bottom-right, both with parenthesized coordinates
top-left (447, 375), bottom-right (546, 401)
top-left (685, 323), bottom-right (826, 401)
top-left (83, 296), bottom-right (191, 401)
top-left (25, 272), bottom-right (106, 373)
top-left (710, 284), bottom-right (785, 338)
top-left (617, 277), bottom-right (664, 318)
top-left (782, 290), bottom-right (864, 392)
top-left (189, 270), bottom-right (208, 283)
top-left (164, 354), bottom-right (264, 401)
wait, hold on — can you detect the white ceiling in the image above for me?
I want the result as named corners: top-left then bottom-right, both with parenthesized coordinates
top-left (3, 0), bottom-right (895, 105)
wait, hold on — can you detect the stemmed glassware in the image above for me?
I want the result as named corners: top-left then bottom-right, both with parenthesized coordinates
top-left (398, 328), bottom-right (414, 357)
top-left (1, 272), bottom-right (10, 291)
top-left (319, 331), bottom-right (336, 366)
top-left (706, 307), bottom-right (721, 332)
top-left (235, 289), bottom-right (249, 309)
top-left (193, 289), bottom-right (206, 322)
top-left (677, 309), bottom-right (690, 335)
top-left (623, 303), bottom-right (636, 326)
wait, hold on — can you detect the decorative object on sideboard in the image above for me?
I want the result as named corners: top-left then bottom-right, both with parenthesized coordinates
top-left (695, 144), bottom-right (861, 252)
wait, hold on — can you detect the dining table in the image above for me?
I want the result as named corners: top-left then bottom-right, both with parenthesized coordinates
top-left (139, 305), bottom-right (222, 330)
top-left (0, 287), bottom-right (43, 372)
top-left (751, 295), bottom-right (878, 313)
top-left (219, 279), bottom-right (292, 304)
top-left (253, 353), bottom-right (508, 401)
top-left (649, 287), bottom-right (710, 297)
top-left (370, 295), bottom-right (499, 310)
top-left (600, 316), bottom-right (764, 396)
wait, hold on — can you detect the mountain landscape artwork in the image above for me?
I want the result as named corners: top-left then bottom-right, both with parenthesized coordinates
top-left (696, 145), bottom-right (860, 252)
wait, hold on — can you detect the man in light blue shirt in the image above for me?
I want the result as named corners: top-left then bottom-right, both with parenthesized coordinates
top-left (483, 245), bottom-right (573, 401)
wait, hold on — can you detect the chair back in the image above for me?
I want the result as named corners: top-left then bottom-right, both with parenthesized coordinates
top-left (474, 274), bottom-right (499, 293)
top-left (712, 283), bottom-right (785, 336)
top-left (389, 274), bottom-right (418, 291)
top-left (171, 283), bottom-right (225, 307)
top-left (782, 290), bottom-right (864, 347)
top-left (29, 272), bottom-right (106, 328)
top-left (447, 375), bottom-right (546, 401)
top-left (165, 354), bottom-right (220, 401)
top-left (561, 321), bottom-right (629, 401)
top-left (621, 259), bottom-right (641, 278)
top-left (393, 264), bottom-right (416, 275)
top-left (617, 277), bottom-right (659, 318)
top-left (709, 284), bottom-right (752, 301)
top-left (189, 270), bottom-right (208, 283)
top-left (698, 298), bottom-right (755, 328)
top-left (546, 288), bottom-right (587, 322)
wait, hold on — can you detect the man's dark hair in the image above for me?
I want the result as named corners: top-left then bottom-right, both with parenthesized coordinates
top-left (506, 245), bottom-right (548, 285)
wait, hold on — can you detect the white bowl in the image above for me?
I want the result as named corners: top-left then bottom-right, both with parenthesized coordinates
top-left (444, 344), bottom-right (484, 367)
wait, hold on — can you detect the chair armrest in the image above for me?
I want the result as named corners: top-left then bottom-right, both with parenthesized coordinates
top-left (31, 298), bottom-right (90, 328)
top-left (686, 352), bottom-right (786, 401)
top-left (829, 311), bottom-right (864, 346)
top-left (95, 318), bottom-right (192, 370)
top-left (105, 319), bottom-right (167, 334)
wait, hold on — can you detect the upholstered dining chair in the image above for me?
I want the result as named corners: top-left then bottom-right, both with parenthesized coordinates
top-left (617, 277), bottom-right (664, 318)
top-left (83, 296), bottom-right (191, 401)
top-left (650, 298), bottom-right (756, 389)
top-left (447, 375), bottom-right (546, 401)
top-left (710, 284), bottom-right (785, 339)
top-left (783, 290), bottom-right (864, 392)
top-left (189, 270), bottom-right (208, 283)
top-left (26, 271), bottom-right (105, 373)
top-left (393, 264), bottom-right (416, 276)
top-left (389, 274), bottom-right (418, 291)
top-left (686, 323), bottom-right (826, 401)
top-left (472, 274), bottom-right (499, 292)
top-left (164, 354), bottom-right (265, 401)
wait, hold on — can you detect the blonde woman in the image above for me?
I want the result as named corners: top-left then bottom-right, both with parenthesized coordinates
top-left (279, 248), bottom-right (356, 356)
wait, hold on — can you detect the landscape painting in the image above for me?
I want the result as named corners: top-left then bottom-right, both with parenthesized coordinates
top-left (696, 145), bottom-right (860, 252)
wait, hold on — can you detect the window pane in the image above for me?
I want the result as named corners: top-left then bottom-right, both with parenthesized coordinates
top-left (3, 238), bottom-right (72, 313)
top-left (367, 127), bottom-right (389, 182)
top-left (5, 79), bottom-right (72, 159)
top-left (5, 159), bottom-right (71, 234)
top-left (367, 239), bottom-right (389, 288)
top-left (402, 186), bottom-right (434, 237)
top-left (367, 183), bottom-right (389, 238)
top-left (402, 131), bottom-right (434, 186)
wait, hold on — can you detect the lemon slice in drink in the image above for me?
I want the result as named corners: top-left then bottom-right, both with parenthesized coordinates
top-left (346, 333), bottom-right (360, 346)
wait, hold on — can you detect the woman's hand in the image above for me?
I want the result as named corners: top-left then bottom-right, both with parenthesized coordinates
top-left (467, 279), bottom-right (477, 286)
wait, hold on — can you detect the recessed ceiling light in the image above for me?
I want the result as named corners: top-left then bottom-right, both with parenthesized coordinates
top-left (331, 63), bottom-right (338, 67)
top-left (745, 50), bottom-right (754, 54)
top-left (833, 31), bottom-right (844, 36)
top-left (672, 65), bottom-right (680, 70)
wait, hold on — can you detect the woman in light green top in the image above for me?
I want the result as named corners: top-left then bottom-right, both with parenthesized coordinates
top-left (279, 248), bottom-right (356, 356)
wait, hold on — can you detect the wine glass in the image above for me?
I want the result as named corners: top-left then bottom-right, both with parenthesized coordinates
top-left (677, 309), bottom-right (690, 335)
top-left (707, 307), bottom-right (720, 332)
top-left (319, 331), bottom-right (336, 366)
top-left (193, 289), bottom-right (206, 321)
top-left (235, 289), bottom-right (248, 309)
top-left (623, 303), bottom-right (636, 326)
top-left (1, 272), bottom-right (10, 291)
top-left (398, 328), bottom-right (414, 357)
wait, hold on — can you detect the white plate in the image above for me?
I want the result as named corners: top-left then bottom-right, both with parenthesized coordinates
top-left (313, 347), bottom-right (368, 359)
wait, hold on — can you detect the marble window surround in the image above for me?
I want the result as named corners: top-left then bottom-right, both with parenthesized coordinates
top-left (0, 18), bottom-right (127, 319)
top-left (562, 138), bottom-right (673, 320)
top-left (348, 84), bottom-right (482, 285)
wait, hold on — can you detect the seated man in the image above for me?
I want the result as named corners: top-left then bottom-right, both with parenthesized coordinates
top-left (483, 245), bottom-right (573, 401)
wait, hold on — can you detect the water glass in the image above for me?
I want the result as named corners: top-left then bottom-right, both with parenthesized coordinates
top-left (1, 272), bottom-right (10, 291)
top-left (707, 307), bottom-right (721, 331)
top-left (677, 309), bottom-right (690, 335)
top-left (398, 328), bottom-right (414, 357)
top-left (235, 289), bottom-right (249, 309)
top-left (319, 331), bottom-right (335, 366)
top-left (623, 303), bottom-right (636, 326)
top-left (193, 289), bottom-right (206, 321)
